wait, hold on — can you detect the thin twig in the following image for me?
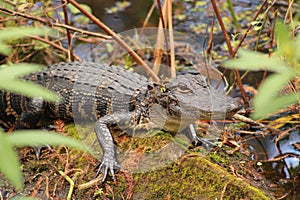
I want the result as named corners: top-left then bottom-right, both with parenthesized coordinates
top-left (53, 23), bottom-right (110, 39)
top-left (0, 7), bottom-right (110, 39)
top-left (152, 0), bottom-right (170, 77)
top-left (156, 0), bottom-right (167, 30)
top-left (78, 176), bottom-right (103, 190)
top-left (206, 19), bottom-right (214, 55)
top-left (142, 2), bottom-right (156, 28)
top-left (210, 0), bottom-right (248, 108)
top-left (232, 0), bottom-right (269, 56)
top-left (27, 34), bottom-right (82, 61)
top-left (67, 0), bottom-right (159, 82)
top-left (61, 0), bottom-right (74, 62)
top-left (167, 0), bottom-right (176, 78)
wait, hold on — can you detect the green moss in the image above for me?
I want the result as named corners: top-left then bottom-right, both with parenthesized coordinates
top-left (63, 124), bottom-right (271, 199)
top-left (132, 156), bottom-right (270, 200)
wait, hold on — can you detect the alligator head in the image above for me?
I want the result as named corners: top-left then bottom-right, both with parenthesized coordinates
top-left (147, 74), bottom-right (241, 133)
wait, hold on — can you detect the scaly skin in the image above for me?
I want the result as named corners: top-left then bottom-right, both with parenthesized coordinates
top-left (0, 62), bottom-right (240, 181)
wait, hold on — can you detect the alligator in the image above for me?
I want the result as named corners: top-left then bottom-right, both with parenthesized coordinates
top-left (0, 62), bottom-right (240, 181)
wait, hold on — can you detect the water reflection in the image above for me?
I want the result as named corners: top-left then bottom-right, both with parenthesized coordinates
top-left (246, 130), bottom-right (300, 179)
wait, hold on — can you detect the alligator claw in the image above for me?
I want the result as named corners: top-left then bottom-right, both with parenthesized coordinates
top-left (191, 135), bottom-right (203, 147)
top-left (197, 138), bottom-right (216, 151)
top-left (96, 157), bottom-right (121, 182)
top-left (32, 144), bottom-right (52, 159)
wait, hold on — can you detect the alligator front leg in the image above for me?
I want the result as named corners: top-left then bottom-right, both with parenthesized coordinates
top-left (94, 112), bottom-right (133, 181)
top-left (183, 124), bottom-right (216, 150)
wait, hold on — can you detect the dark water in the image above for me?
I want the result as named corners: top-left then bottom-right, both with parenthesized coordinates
top-left (77, 0), bottom-right (159, 32)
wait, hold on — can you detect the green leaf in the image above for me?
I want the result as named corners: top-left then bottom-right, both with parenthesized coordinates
top-left (295, 35), bottom-right (300, 70)
top-left (252, 72), bottom-right (299, 119)
top-left (0, 27), bottom-right (52, 41)
top-left (0, 63), bottom-right (41, 78)
top-left (0, 27), bottom-right (55, 55)
top-left (0, 130), bottom-right (23, 190)
top-left (275, 21), bottom-right (294, 60)
top-left (223, 49), bottom-right (292, 73)
top-left (254, 72), bottom-right (293, 104)
top-left (252, 93), bottom-right (300, 119)
top-left (0, 63), bottom-right (58, 102)
top-left (0, 43), bottom-right (10, 55)
top-left (7, 130), bottom-right (91, 153)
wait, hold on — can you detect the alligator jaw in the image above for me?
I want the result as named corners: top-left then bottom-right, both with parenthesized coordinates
top-left (165, 73), bottom-right (241, 121)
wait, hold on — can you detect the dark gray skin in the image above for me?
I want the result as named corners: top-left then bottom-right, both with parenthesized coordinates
top-left (0, 62), bottom-right (240, 181)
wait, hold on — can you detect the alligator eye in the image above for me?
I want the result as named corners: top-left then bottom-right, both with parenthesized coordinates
top-left (177, 83), bottom-right (192, 93)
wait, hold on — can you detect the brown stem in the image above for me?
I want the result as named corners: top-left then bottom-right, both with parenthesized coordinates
top-left (156, 0), bottom-right (167, 30)
top-left (167, 0), bottom-right (176, 78)
top-left (210, 0), bottom-right (248, 108)
top-left (67, 0), bottom-right (159, 82)
top-left (27, 34), bottom-right (82, 61)
top-left (206, 19), bottom-right (214, 55)
top-left (0, 7), bottom-right (110, 39)
top-left (152, 0), bottom-right (171, 77)
top-left (232, 0), bottom-right (268, 56)
top-left (142, 2), bottom-right (156, 28)
top-left (61, 0), bottom-right (74, 62)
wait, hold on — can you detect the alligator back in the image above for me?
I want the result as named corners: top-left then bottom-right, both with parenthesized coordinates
top-left (0, 62), bottom-right (151, 129)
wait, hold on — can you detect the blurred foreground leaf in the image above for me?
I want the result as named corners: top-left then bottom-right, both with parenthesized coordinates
top-left (223, 21), bottom-right (300, 119)
top-left (0, 63), bottom-right (58, 101)
top-left (0, 27), bottom-right (54, 55)
top-left (0, 129), bottom-right (91, 190)
top-left (224, 49), bottom-right (292, 73)
top-left (7, 130), bottom-right (90, 153)
top-left (0, 130), bottom-right (22, 190)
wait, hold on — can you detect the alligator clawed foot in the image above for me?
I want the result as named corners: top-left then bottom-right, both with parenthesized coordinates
top-left (32, 144), bottom-right (52, 159)
top-left (192, 135), bottom-right (203, 147)
top-left (96, 157), bottom-right (121, 182)
top-left (194, 137), bottom-right (216, 151)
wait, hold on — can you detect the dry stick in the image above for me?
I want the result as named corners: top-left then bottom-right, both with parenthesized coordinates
top-left (231, 0), bottom-right (268, 84)
top-left (61, 0), bottom-right (74, 62)
top-left (67, 0), bottom-right (159, 82)
top-left (53, 23), bottom-right (110, 39)
top-left (0, 7), bottom-right (110, 39)
top-left (142, 1), bottom-right (156, 28)
top-left (152, 0), bottom-right (170, 77)
top-left (215, 0), bottom-right (269, 92)
top-left (254, 1), bottom-right (276, 51)
top-left (156, 0), bottom-right (168, 33)
top-left (3, 0), bottom-right (15, 6)
top-left (27, 34), bottom-right (82, 61)
top-left (220, 179), bottom-right (234, 200)
top-left (210, 0), bottom-right (248, 108)
top-left (167, 0), bottom-right (176, 78)
top-left (206, 19), bottom-right (214, 55)
top-left (232, 0), bottom-right (268, 56)
top-left (0, 7), bottom-right (109, 60)
top-left (285, 0), bottom-right (294, 23)
top-left (139, 2), bottom-right (156, 36)
top-left (205, 20), bottom-right (219, 88)
top-left (0, 7), bottom-right (50, 24)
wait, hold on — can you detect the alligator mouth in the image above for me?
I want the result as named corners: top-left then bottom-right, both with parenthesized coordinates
top-left (182, 103), bottom-right (240, 120)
